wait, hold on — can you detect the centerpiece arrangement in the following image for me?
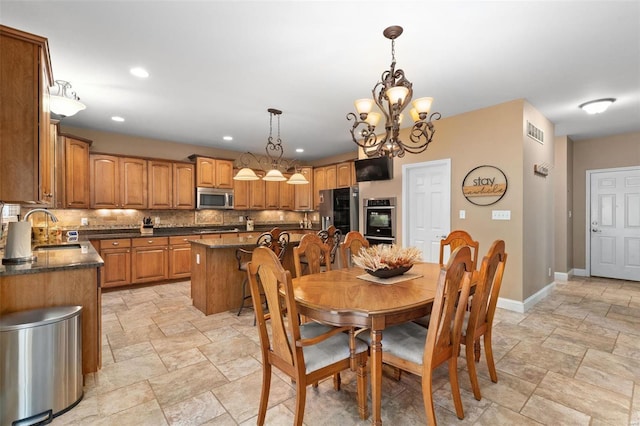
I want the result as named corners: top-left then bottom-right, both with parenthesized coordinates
top-left (352, 244), bottom-right (423, 278)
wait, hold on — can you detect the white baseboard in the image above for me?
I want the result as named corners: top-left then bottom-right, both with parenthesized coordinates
top-left (496, 281), bottom-right (557, 313)
top-left (554, 271), bottom-right (570, 281)
top-left (573, 268), bottom-right (587, 277)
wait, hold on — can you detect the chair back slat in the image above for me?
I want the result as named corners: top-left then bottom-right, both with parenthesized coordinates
top-left (439, 230), bottom-right (480, 270)
top-left (340, 231), bottom-right (370, 268)
top-left (248, 247), bottom-right (297, 367)
top-left (294, 233), bottom-right (332, 276)
top-left (468, 240), bottom-right (507, 337)
top-left (425, 245), bottom-right (473, 369)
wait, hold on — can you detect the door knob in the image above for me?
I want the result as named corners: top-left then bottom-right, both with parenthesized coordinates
top-left (592, 228), bottom-right (601, 233)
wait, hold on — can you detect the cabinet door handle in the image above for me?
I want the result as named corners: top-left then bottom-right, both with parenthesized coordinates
top-left (148, 240), bottom-right (154, 244)
top-left (112, 242), bottom-right (120, 246)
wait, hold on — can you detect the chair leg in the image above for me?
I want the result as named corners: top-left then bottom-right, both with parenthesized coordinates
top-left (484, 331), bottom-right (498, 383)
top-left (466, 339), bottom-right (482, 401)
top-left (294, 380), bottom-right (307, 426)
top-left (422, 370), bottom-right (437, 426)
top-left (448, 357), bottom-right (465, 420)
top-left (237, 277), bottom-right (248, 316)
top-left (333, 372), bottom-right (341, 391)
top-left (356, 356), bottom-right (369, 420)
top-left (257, 364), bottom-right (271, 426)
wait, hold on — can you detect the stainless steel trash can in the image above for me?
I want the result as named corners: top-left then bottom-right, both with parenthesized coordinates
top-left (0, 306), bottom-right (83, 426)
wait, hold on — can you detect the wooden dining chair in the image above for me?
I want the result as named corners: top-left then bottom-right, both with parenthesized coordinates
top-left (236, 230), bottom-right (290, 316)
top-left (439, 230), bottom-right (480, 271)
top-left (462, 239), bottom-right (507, 401)
top-left (293, 233), bottom-right (332, 277)
top-left (358, 245), bottom-right (473, 425)
top-left (340, 231), bottom-right (369, 268)
top-left (247, 247), bottom-right (369, 425)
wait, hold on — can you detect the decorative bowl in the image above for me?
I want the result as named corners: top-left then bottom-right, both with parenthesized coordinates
top-left (365, 265), bottom-right (413, 278)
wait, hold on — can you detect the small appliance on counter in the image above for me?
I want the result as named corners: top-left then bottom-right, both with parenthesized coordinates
top-left (245, 216), bottom-right (254, 231)
top-left (2, 221), bottom-right (35, 264)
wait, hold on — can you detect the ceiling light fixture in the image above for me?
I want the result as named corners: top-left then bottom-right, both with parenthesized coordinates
top-left (234, 108), bottom-right (308, 184)
top-left (130, 67), bottom-right (149, 78)
top-left (50, 80), bottom-right (86, 117)
top-left (111, 116), bottom-right (125, 122)
top-left (579, 98), bottom-right (616, 114)
top-left (347, 26), bottom-right (441, 158)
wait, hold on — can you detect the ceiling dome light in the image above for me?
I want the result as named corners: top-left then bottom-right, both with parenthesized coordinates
top-left (50, 80), bottom-right (86, 117)
top-left (130, 67), bottom-right (149, 78)
top-left (579, 98), bottom-right (616, 114)
top-left (222, 136), bottom-right (233, 141)
top-left (111, 116), bottom-right (125, 122)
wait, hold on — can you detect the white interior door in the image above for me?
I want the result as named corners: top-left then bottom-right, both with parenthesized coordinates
top-left (403, 159), bottom-right (451, 262)
top-left (590, 168), bottom-right (640, 281)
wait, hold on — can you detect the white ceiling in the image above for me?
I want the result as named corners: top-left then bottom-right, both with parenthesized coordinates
top-left (2, 1), bottom-right (639, 161)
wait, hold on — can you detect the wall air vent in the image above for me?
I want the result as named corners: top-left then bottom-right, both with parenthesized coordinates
top-left (527, 121), bottom-right (544, 144)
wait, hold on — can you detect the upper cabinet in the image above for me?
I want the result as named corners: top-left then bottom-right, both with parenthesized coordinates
top-left (336, 161), bottom-right (355, 188)
top-left (0, 25), bottom-right (53, 204)
top-left (61, 134), bottom-right (91, 208)
top-left (148, 160), bottom-right (173, 209)
top-left (90, 154), bottom-right (148, 209)
top-left (294, 167), bottom-right (314, 211)
top-left (193, 156), bottom-right (234, 189)
top-left (173, 162), bottom-right (195, 209)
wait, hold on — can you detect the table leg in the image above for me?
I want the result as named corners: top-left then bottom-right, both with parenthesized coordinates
top-left (371, 329), bottom-right (382, 425)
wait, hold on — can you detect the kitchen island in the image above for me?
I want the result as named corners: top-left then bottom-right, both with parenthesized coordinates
top-left (0, 242), bottom-right (104, 374)
top-left (190, 233), bottom-right (303, 315)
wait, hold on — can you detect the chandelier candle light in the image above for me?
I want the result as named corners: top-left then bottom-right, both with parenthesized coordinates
top-left (347, 26), bottom-right (441, 158)
top-left (234, 108), bottom-right (308, 184)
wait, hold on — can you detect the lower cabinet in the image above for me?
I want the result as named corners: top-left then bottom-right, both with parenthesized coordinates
top-left (168, 235), bottom-right (201, 279)
top-left (132, 237), bottom-right (169, 283)
top-left (98, 239), bottom-right (132, 288)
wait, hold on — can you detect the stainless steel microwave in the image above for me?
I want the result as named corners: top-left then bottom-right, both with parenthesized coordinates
top-left (196, 187), bottom-right (234, 209)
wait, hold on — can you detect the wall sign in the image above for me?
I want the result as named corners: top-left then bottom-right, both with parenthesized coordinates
top-left (462, 165), bottom-right (508, 206)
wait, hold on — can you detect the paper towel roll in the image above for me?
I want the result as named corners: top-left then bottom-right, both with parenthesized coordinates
top-left (4, 221), bottom-right (33, 260)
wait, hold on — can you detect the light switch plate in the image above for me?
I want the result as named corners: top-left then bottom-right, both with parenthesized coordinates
top-left (80, 218), bottom-right (88, 226)
top-left (492, 210), bottom-right (511, 220)
top-left (459, 210), bottom-right (466, 219)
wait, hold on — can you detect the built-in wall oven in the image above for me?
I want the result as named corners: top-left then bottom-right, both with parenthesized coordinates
top-left (363, 197), bottom-right (396, 245)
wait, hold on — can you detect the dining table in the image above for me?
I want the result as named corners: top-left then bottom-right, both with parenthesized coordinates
top-left (291, 262), bottom-right (474, 425)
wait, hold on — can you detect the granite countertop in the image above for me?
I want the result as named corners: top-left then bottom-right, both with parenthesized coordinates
top-left (193, 233), bottom-right (304, 249)
top-left (81, 224), bottom-right (320, 240)
top-left (0, 241), bottom-right (104, 277)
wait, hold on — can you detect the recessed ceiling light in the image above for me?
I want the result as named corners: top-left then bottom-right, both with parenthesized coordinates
top-left (296, 148), bottom-right (304, 153)
top-left (130, 67), bottom-right (149, 78)
top-left (111, 116), bottom-right (125, 122)
top-left (579, 98), bottom-right (616, 114)
top-left (222, 136), bottom-right (233, 141)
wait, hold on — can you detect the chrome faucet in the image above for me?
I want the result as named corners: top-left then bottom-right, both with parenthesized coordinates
top-left (23, 208), bottom-right (59, 223)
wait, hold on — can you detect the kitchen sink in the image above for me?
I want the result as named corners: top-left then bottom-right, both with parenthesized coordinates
top-left (33, 243), bottom-right (82, 250)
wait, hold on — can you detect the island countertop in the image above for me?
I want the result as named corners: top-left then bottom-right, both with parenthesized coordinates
top-left (191, 233), bottom-right (304, 249)
top-left (0, 242), bottom-right (104, 277)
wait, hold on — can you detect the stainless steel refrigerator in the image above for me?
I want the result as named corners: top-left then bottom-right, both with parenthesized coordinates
top-left (318, 187), bottom-right (359, 234)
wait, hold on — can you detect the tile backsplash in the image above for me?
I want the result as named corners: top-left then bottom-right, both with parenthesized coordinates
top-left (23, 209), bottom-right (315, 230)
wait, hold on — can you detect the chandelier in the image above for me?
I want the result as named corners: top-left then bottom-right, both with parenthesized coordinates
top-left (234, 108), bottom-right (308, 184)
top-left (347, 26), bottom-right (441, 158)
top-left (50, 80), bottom-right (86, 117)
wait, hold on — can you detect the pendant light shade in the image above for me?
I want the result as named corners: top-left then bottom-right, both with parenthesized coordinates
top-left (50, 80), bottom-right (86, 117)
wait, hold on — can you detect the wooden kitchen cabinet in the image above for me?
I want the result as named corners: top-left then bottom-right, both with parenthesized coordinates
top-left (336, 161), bottom-right (354, 188)
top-left (233, 176), bottom-right (250, 210)
top-left (313, 165), bottom-right (337, 209)
top-left (173, 162), bottom-right (195, 209)
top-left (279, 177), bottom-right (295, 210)
top-left (0, 26), bottom-right (53, 204)
top-left (148, 160), bottom-right (173, 209)
top-left (249, 178), bottom-right (266, 209)
top-left (194, 156), bottom-right (234, 189)
top-left (169, 234), bottom-right (200, 279)
top-left (265, 179), bottom-right (280, 209)
top-left (294, 167), bottom-right (314, 211)
top-left (98, 238), bottom-right (132, 288)
top-left (62, 135), bottom-right (91, 208)
top-left (131, 237), bottom-right (169, 283)
top-left (120, 157), bottom-right (147, 209)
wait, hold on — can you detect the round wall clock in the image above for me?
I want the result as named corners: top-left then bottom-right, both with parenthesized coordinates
top-left (462, 165), bottom-right (508, 206)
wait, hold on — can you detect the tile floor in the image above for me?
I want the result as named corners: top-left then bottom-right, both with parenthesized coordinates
top-left (51, 276), bottom-right (640, 425)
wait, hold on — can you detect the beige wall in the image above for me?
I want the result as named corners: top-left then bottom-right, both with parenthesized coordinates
top-left (522, 102), bottom-right (555, 299)
top-left (572, 131), bottom-right (640, 269)
top-left (554, 135), bottom-right (574, 273)
top-left (359, 100), bottom-right (528, 302)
